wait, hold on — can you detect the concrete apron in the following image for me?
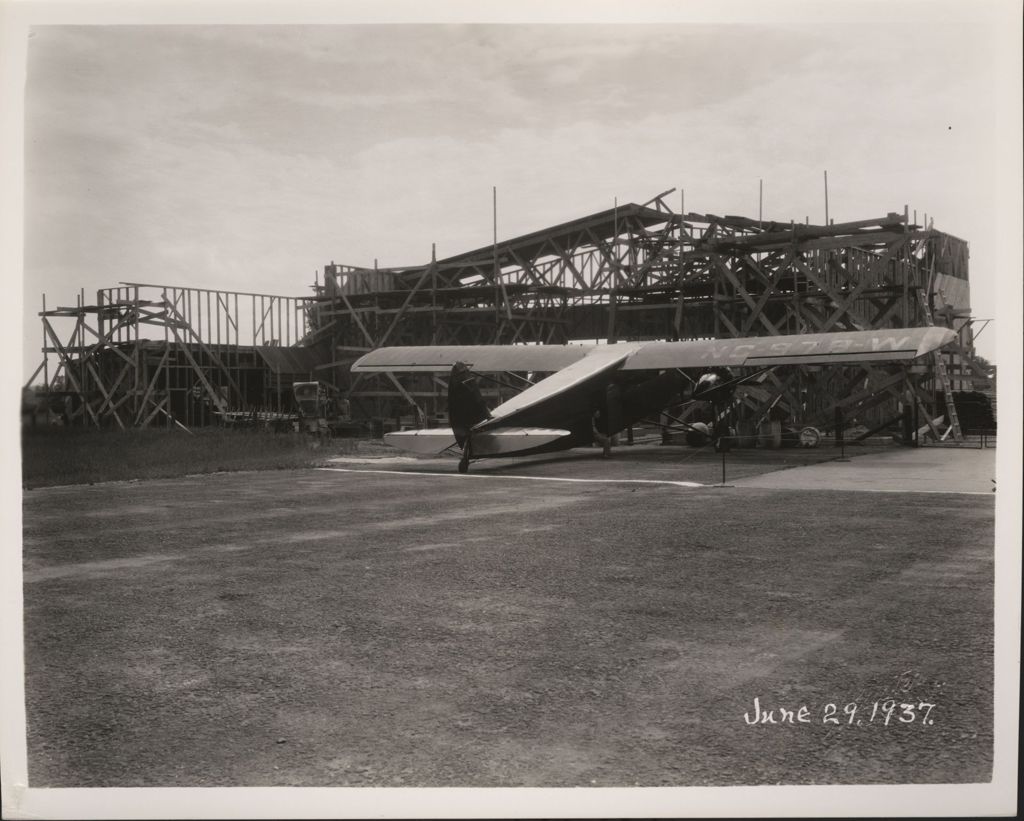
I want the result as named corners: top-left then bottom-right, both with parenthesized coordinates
top-left (730, 446), bottom-right (996, 494)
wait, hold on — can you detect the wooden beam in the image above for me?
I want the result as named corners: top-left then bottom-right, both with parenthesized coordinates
top-left (163, 300), bottom-right (244, 400)
top-left (376, 262), bottom-right (436, 348)
top-left (134, 346), bottom-right (170, 425)
top-left (712, 256), bottom-right (779, 336)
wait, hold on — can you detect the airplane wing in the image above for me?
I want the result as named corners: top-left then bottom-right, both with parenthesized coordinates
top-left (350, 344), bottom-right (595, 373)
top-left (619, 327), bottom-right (956, 369)
top-left (471, 327), bottom-right (955, 434)
top-left (350, 327), bottom-right (955, 374)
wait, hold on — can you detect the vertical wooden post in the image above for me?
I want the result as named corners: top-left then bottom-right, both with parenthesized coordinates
top-left (823, 170), bottom-right (829, 225)
top-left (42, 294), bottom-right (49, 390)
top-left (235, 292), bottom-right (241, 407)
top-left (164, 291), bottom-right (171, 428)
top-left (133, 285), bottom-right (140, 423)
top-left (791, 220), bottom-right (799, 333)
top-left (608, 196), bottom-right (618, 343)
top-left (431, 242), bottom-right (438, 343)
top-left (96, 289), bottom-right (104, 342)
top-left (77, 292), bottom-right (86, 426)
top-left (673, 188), bottom-right (685, 340)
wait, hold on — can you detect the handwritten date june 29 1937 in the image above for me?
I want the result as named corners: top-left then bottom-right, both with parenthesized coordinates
top-left (743, 696), bottom-right (936, 727)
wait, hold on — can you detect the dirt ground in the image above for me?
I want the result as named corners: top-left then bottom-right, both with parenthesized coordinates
top-left (21, 445), bottom-right (995, 787)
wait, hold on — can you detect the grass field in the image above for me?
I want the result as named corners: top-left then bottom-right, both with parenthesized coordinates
top-left (20, 427), bottom-right (380, 488)
top-left (22, 465), bottom-right (994, 787)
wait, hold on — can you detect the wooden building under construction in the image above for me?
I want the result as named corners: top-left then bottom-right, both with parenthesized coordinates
top-left (31, 190), bottom-right (989, 441)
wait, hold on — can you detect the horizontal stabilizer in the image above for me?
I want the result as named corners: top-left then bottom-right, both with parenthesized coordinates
top-left (384, 428), bottom-right (458, 455)
top-left (384, 427), bottom-right (571, 457)
top-left (471, 428), bottom-right (572, 455)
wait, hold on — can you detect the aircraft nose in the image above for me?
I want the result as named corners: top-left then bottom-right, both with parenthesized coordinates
top-left (692, 372), bottom-right (723, 401)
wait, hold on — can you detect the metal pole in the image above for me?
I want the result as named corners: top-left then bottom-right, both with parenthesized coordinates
top-left (759, 179), bottom-right (763, 228)
top-left (824, 170), bottom-right (829, 225)
top-left (835, 405), bottom-right (850, 461)
top-left (493, 186), bottom-right (499, 330)
top-left (613, 196), bottom-right (618, 260)
top-left (77, 291), bottom-right (86, 426)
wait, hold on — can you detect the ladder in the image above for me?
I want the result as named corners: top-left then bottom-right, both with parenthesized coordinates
top-left (916, 288), bottom-right (963, 442)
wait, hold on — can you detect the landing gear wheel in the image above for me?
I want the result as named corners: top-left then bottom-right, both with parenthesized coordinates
top-left (458, 457), bottom-right (470, 474)
top-left (799, 426), bottom-right (822, 448)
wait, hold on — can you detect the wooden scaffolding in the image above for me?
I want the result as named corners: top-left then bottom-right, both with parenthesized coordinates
top-left (310, 191), bottom-right (983, 439)
top-left (29, 191), bottom-right (988, 440)
top-left (30, 284), bottom-right (321, 430)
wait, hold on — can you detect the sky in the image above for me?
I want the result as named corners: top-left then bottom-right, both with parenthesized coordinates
top-left (15, 6), bottom-right (1022, 379)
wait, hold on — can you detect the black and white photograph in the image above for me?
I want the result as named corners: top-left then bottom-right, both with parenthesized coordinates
top-left (2, 1), bottom-right (1020, 818)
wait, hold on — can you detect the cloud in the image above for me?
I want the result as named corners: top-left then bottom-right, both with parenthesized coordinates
top-left (23, 20), bottom-right (1009, 374)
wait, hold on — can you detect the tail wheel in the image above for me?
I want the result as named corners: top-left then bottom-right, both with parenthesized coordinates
top-left (458, 457), bottom-right (470, 474)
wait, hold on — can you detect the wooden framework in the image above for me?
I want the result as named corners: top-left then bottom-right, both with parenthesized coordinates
top-left (310, 192), bottom-right (981, 438)
top-left (32, 284), bottom-right (318, 429)
top-left (30, 192), bottom-right (986, 440)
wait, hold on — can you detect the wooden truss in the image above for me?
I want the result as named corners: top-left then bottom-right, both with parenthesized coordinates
top-left (310, 193), bottom-right (981, 437)
top-left (29, 193), bottom-right (984, 439)
top-left (32, 284), bottom-right (314, 429)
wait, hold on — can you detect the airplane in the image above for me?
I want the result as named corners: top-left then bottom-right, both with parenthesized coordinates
top-left (350, 327), bottom-right (957, 473)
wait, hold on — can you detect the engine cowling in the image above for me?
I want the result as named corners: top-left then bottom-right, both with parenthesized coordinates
top-left (691, 367), bottom-right (736, 404)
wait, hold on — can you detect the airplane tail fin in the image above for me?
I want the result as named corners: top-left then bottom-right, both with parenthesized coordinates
top-left (448, 362), bottom-right (490, 447)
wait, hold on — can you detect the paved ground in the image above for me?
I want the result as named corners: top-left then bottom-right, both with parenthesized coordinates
top-left (22, 444), bottom-right (995, 787)
top-left (731, 445), bottom-right (996, 494)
